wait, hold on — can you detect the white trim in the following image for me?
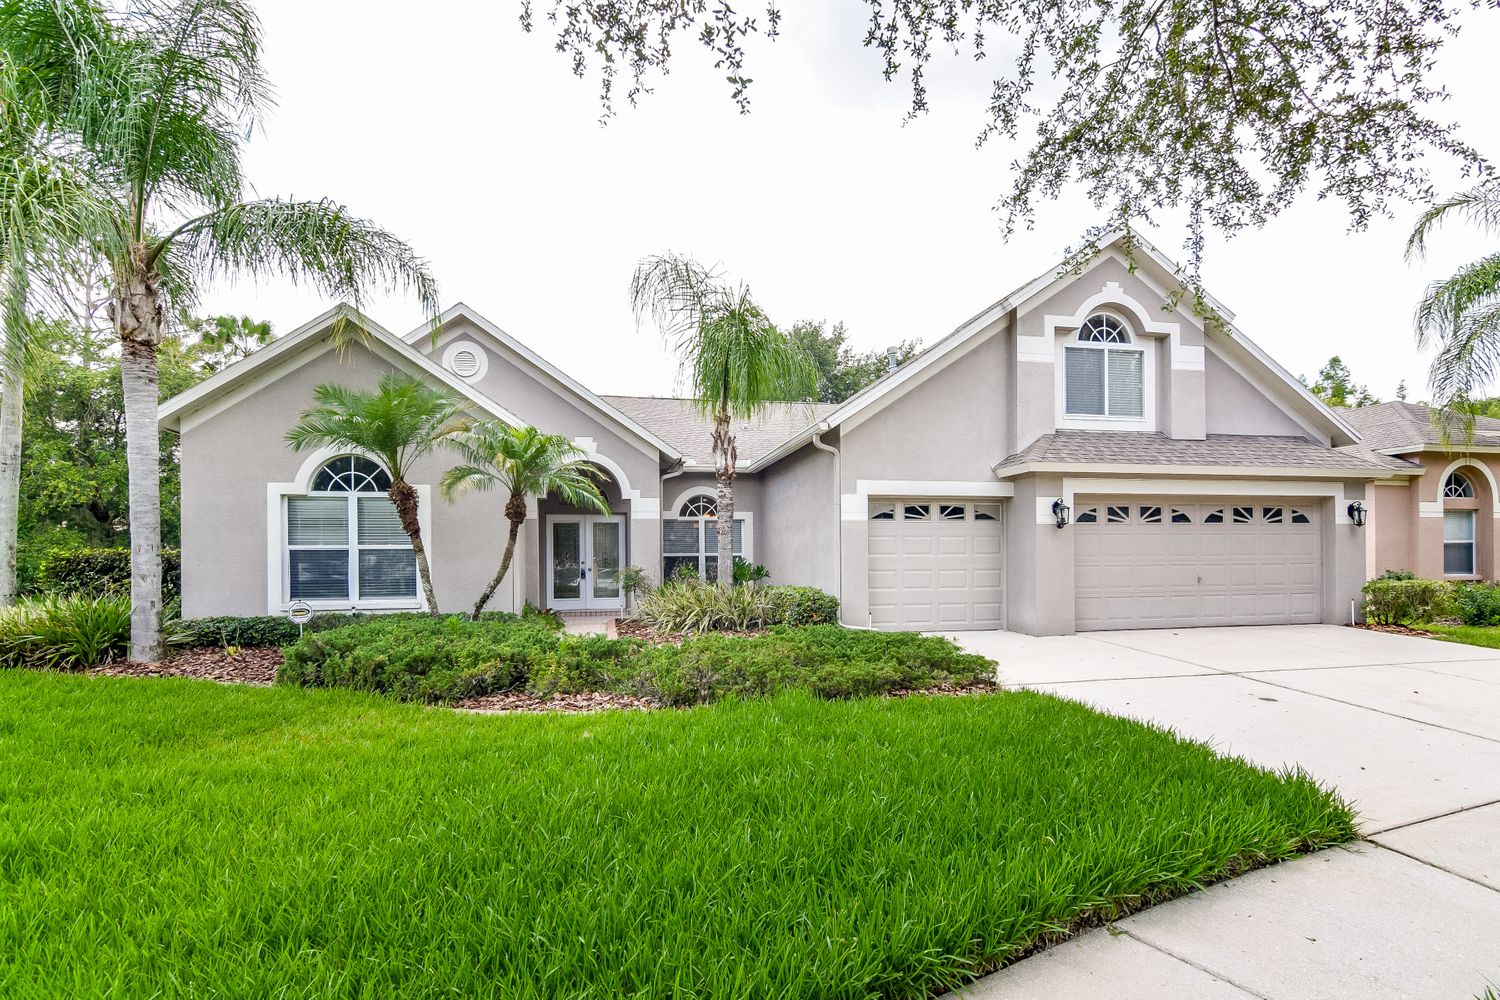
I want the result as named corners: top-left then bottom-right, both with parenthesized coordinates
top-left (1053, 302), bottom-right (1157, 431)
top-left (659, 509), bottom-right (755, 575)
top-left (440, 339), bottom-right (489, 382)
top-left (840, 480), bottom-right (1014, 520)
top-left (178, 341), bottom-right (335, 434)
top-left (266, 449), bottom-right (433, 614)
top-left (546, 513), bottom-right (628, 611)
top-left (1431, 458), bottom-right (1500, 517)
top-left (569, 436), bottom-right (645, 504)
top-left (995, 460), bottom-right (1400, 481)
top-left (1055, 477), bottom-right (1355, 524)
top-left (404, 304), bottom-right (681, 461)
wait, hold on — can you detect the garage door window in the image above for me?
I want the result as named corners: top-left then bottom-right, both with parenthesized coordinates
top-left (1444, 510), bottom-right (1476, 576)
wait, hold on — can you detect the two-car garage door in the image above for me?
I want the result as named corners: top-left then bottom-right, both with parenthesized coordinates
top-left (1073, 499), bottom-right (1323, 630)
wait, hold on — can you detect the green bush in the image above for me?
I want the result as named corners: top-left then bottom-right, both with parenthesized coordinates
top-left (628, 625), bottom-right (995, 706)
top-left (0, 594), bottom-right (132, 670)
top-left (633, 580), bottom-right (777, 633)
top-left (764, 585), bottom-right (840, 626)
top-left (1376, 568), bottom-right (1416, 581)
top-left (170, 606), bottom-right (560, 650)
top-left (1361, 577), bottom-right (1451, 626)
top-left (1451, 582), bottom-right (1500, 627)
top-left (278, 614), bottom-right (627, 703)
top-left (36, 547), bottom-right (181, 601)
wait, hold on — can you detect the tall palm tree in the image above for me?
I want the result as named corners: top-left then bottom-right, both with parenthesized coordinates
top-left (287, 373), bottom-right (465, 617)
top-left (441, 422), bottom-right (609, 618)
top-left (631, 254), bottom-right (813, 585)
top-left (1408, 181), bottom-right (1500, 428)
top-left (0, 0), bottom-right (439, 658)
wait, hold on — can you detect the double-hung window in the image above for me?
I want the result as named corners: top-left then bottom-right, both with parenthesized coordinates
top-left (1064, 313), bottom-right (1144, 418)
top-left (662, 494), bottom-right (746, 581)
top-left (286, 456), bottom-right (418, 605)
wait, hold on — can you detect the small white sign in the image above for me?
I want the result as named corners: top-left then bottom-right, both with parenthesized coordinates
top-left (287, 600), bottom-right (314, 626)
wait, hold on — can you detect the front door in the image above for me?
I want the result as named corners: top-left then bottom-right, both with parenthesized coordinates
top-left (547, 515), bottom-right (626, 611)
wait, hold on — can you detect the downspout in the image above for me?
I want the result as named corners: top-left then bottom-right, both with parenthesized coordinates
top-left (811, 426), bottom-right (873, 630)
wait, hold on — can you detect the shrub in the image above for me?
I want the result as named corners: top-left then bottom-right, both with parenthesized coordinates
top-left (633, 580), bottom-right (777, 633)
top-left (764, 585), bottom-right (840, 626)
top-left (278, 614), bottom-right (625, 703)
top-left (169, 606), bottom-right (561, 650)
top-left (732, 558), bottom-right (769, 584)
top-left (629, 626), bottom-right (995, 706)
top-left (1361, 577), bottom-right (1450, 626)
top-left (37, 547), bottom-right (181, 601)
top-left (1451, 582), bottom-right (1500, 627)
top-left (0, 594), bottom-right (132, 670)
top-left (1376, 568), bottom-right (1416, 582)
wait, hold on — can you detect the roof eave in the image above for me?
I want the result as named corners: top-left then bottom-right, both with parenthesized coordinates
top-left (991, 461), bottom-right (1414, 480)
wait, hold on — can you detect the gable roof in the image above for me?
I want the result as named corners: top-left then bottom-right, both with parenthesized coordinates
top-left (158, 304), bottom-right (528, 433)
top-left (602, 396), bottom-right (839, 467)
top-left (750, 230), bottom-right (1362, 471)
top-left (996, 429), bottom-right (1413, 478)
top-left (401, 304), bottom-right (682, 461)
top-left (1340, 401), bottom-right (1500, 453)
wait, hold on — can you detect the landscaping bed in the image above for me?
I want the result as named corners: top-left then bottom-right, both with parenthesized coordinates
top-left (0, 671), bottom-right (1356, 998)
top-left (91, 647), bottom-right (283, 686)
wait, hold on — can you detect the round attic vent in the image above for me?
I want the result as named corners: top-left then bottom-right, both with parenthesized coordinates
top-left (441, 340), bottom-right (488, 381)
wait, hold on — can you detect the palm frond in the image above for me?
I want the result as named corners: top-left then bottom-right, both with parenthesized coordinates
top-left (1425, 300), bottom-right (1500, 422)
top-left (159, 198), bottom-right (439, 316)
top-left (439, 421), bottom-right (608, 515)
top-left (1407, 183), bottom-right (1500, 261)
top-left (1414, 254), bottom-right (1500, 348)
top-left (286, 371), bottom-right (466, 481)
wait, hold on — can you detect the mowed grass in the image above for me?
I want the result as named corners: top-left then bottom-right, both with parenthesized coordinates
top-left (0, 672), bottom-right (1355, 999)
top-left (1417, 622), bottom-right (1500, 650)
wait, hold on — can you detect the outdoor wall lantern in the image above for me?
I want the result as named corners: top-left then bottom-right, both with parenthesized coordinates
top-left (1347, 500), bottom-right (1367, 528)
top-left (1052, 498), bottom-right (1071, 529)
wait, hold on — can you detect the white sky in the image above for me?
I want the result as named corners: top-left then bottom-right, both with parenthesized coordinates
top-left (198, 1), bottom-right (1500, 402)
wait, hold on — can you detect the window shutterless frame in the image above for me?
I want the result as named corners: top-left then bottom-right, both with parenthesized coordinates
top-left (283, 458), bottom-right (420, 609)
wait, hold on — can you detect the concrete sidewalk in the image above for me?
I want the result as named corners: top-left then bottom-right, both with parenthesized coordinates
top-left (942, 625), bottom-right (1500, 999)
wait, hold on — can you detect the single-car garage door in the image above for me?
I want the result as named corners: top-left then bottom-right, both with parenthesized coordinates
top-left (1074, 499), bottom-right (1322, 630)
top-left (868, 500), bottom-right (1005, 630)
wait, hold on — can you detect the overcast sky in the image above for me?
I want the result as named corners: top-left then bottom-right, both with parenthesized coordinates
top-left (198, 2), bottom-right (1500, 402)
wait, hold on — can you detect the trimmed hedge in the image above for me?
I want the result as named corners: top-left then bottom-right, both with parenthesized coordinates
top-left (170, 606), bottom-right (562, 649)
top-left (37, 547), bottom-right (181, 602)
top-left (764, 585), bottom-right (839, 626)
top-left (278, 616), bottom-right (994, 706)
top-left (1360, 577), bottom-right (1451, 626)
top-left (1452, 582), bottom-right (1500, 627)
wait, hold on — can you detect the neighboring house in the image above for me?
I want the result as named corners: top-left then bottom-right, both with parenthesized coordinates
top-left (160, 232), bottom-right (1407, 635)
top-left (1341, 401), bottom-right (1500, 581)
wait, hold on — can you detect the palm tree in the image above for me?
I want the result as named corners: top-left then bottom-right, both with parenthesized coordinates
top-left (441, 422), bottom-right (609, 618)
top-left (630, 254), bottom-right (813, 585)
top-left (1408, 181), bottom-right (1500, 429)
top-left (0, 0), bottom-right (439, 658)
top-left (286, 373), bottom-right (465, 616)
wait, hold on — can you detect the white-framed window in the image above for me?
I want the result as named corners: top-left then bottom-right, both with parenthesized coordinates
top-left (1064, 313), bottom-right (1144, 418)
top-left (1444, 471), bottom-right (1475, 499)
top-left (663, 493), bottom-right (747, 580)
top-left (1444, 509), bottom-right (1476, 576)
top-left (285, 456), bottom-right (418, 605)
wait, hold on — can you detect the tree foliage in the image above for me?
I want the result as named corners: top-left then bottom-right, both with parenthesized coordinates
top-left (787, 320), bottom-right (920, 403)
top-left (1305, 355), bottom-right (1377, 409)
top-left (521, 0), bottom-right (1480, 276)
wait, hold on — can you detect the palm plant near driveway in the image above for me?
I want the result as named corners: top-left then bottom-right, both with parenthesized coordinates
top-left (287, 374), bottom-right (466, 616)
top-left (441, 422), bottom-right (609, 618)
top-left (630, 254), bottom-right (814, 585)
top-left (1408, 181), bottom-right (1500, 425)
top-left (0, 0), bottom-right (438, 659)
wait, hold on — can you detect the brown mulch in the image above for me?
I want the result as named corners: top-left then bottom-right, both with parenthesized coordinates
top-left (89, 646), bottom-right (284, 686)
top-left (454, 690), bottom-right (655, 714)
top-left (1349, 622), bottom-right (1438, 638)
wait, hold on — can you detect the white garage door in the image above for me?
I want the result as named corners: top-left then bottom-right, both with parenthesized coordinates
top-left (868, 500), bottom-right (1005, 630)
top-left (1074, 499), bottom-right (1322, 631)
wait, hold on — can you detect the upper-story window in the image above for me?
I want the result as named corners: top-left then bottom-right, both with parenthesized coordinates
top-left (1064, 314), bottom-right (1144, 418)
top-left (1444, 471), bottom-right (1475, 499)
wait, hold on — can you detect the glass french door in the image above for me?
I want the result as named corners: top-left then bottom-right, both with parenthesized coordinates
top-left (547, 515), bottom-right (625, 610)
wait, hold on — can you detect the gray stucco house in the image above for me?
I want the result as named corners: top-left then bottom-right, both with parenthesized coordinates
top-left (160, 233), bottom-right (1402, 635)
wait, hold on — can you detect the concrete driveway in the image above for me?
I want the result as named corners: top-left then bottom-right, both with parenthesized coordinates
top-left (940, 625), bottom-right (1500, 999)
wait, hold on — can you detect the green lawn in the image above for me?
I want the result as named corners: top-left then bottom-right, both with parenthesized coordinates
top-left (0, 672), bottom-right (1355, 998)
top-left (1417, 623), bottom-right (1500, 649)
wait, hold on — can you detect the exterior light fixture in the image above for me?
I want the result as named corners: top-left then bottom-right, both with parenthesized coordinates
top-left (1052, 498), bottom-right (1071, 529)
top-left (1347, 500), bottom-right (1367, 528)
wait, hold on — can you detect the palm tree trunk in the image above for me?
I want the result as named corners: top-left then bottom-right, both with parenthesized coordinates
top-left (0, 360), bottom-right (23, 606)
top-left (473, 511), bottom-right (524, 619)
top-left (121, 337), bottom-right (163, 661)
top-left (390, 479), bottom-right (439, 615)
top-left (711, 412), bottom-right (737, 587)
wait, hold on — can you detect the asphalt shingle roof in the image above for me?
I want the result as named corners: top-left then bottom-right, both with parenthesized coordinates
top-left (600, 396), bottom-right (838, 466)
top-left (1339, 401), bottom-right (1500, 452)
top-left (996, 429), bottom-right (1408, 472)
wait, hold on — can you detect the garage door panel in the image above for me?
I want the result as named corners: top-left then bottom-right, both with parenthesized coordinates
top-left (868, 500), bottom-right (1005, 630)
top-left (1075, 497), bottom-right (1322, 631)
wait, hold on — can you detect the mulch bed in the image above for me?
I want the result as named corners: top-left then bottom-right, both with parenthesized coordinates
top-left (89, 647), bottom-right (283, 686)
top-left (1349, 622), bottom-right (1439, 638)
top-left (455, 690), bottom-right (655, 714)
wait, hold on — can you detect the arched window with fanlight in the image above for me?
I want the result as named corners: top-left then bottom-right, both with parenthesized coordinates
top-left (662, 492), bottom-right (748, 581)
top-left (1442, 469), bottom-right (1480, 576)
top-left (285, 455), bottom-right (418, 604)
top-left (1063, 313), bottom-right (1145, 419)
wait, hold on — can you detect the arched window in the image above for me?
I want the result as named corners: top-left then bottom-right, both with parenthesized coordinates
top-left (285, 456), bottom-right (416, 604)
top-left (1444, 471), bottom-right (1475, 499)
top-left (663, 492), bottom-right (747, 581)
top-left (1064, 313), bottom-right (1144, 418)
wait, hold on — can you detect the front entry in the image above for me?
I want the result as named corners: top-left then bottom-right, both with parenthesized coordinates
top-left (547, 515), bottom-right (626, 611)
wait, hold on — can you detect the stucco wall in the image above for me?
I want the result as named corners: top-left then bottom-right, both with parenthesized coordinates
top-left (758, 440), bottom-right (838, 594)
top-left (1203, 347), bottom-right (1309, 438)
top-left (179, 345), bottom-right (513, 617)
top-left (1374, 453), bottom-right (1500, 581)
